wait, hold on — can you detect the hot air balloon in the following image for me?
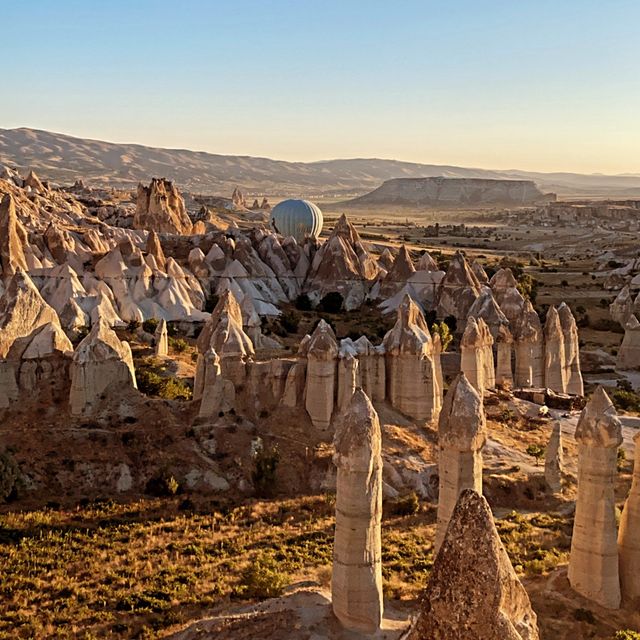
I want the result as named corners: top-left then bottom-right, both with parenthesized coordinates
top-left (269, 199), bottom-right (323, 243)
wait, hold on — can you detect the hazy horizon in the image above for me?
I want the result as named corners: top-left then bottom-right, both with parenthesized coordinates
top-left (2, 1), bottom-right (639, 175)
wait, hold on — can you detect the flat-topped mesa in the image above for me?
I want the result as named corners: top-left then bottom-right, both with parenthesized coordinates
top-left (154, 318), bottom-right (168, 357)
top-left (544, 421), bottom-right (564, 494)
top-left (304, 214), bottom-right (379, 311)
top-left (489, 267), bottom-right (526, 328)
top-left (305, 319), bottom-right (339, 430)
top-left (514, 300), bottom-right (543, 388)
top-left (557, 302), bottom-right (584, 395)
top-left (568, 387), bottom-right (622, 609)
top-left (544, 306), bottom-right (567, 393)
top-left (383, 294), bottom-right (441, 422)
top-left (409, 489), bottom-right (539, 640)
top-left (69, 318), bottom-right (137, 417)
top-left (332, 389), bottom-right (383, 633)
top-left (0, 269), bottom-right (61, 358)
top-left (145, 230), bottom-right (167, 270)
top-left (378, 245), bottom-right (415, 298)
top-left (617, 315), bottom-right (640, 371)
top-left (435, 373), bottom-right (486, 551)
top-left (0, 194), bottom-right (28, 281)
top-left (495, 324), bottom-right (514, 386)
top-left (435, 251), bottom-right (482, 326)
top-left (194, 290), bottom-right (254, 397)
top-left (619, 431), bottom-right (640, 603)
top-left (134, 178), bottom-right (193, 235)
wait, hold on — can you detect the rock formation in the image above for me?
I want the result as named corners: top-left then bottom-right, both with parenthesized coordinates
top-left (332, 389), bottom-right (383, 633)
top-left (611, 285), bottom-right (634, 326)
top-left (198, 349), bottom-right (235, 418)
top-left (154, 318), bottom-right (168, 356)
top-left (0, 194), bottom-right (28, 279)
top-left (619, 430), bottom-right (640, 604)
top-left (489, 268), bottom-right (526, 328)
top-left (514, 301), bottom-right (543, 388)
top-left (435, 373), bottom-right (486, 551)
top-left (495, 324), bottom-right (514, 386)
top-left (378, 245), bottom-right (415, 298)
top-left (0, 269), bottom-right (61, 358)
top-left (383, 295), bottom-right (441, 422)
top-left (409, 489), bottom-right (539, 640)
top-left (460, 316), bottom-right (485, 392)
top-left (231, 187), bottom-right (247, 209)
top-left (617, 315), bottom-right (640, 371)
top-left (436, 252), bottom-right (481, 325)
top-left (305, 320), bottom-right (338, 430)
top-left (568, 387), bottom-right (622, 609)
top-left (544, 421), bottom-right (564, 493)
top-left (134, 178), bottom-right (193, 235)
top-left (337, 346), bottom-right (359, 412)
top-left (557, 302), bottom-right (584, 395)
top-left (195, 290), bottom-right (254, 396)
top-left (304, 214), bottom-right (379, 310)
top-left (544, 306), bottom-right (566, 393)
top-left (417, 251), bottom-right (438, 272)
top-left (69, 318), bottom-right (137, 416)
top-left (467, 287), bottom-right (509, 338)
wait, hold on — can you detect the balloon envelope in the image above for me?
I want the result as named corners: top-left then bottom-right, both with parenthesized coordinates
top-left (269, 199), bottom-right (323, 243)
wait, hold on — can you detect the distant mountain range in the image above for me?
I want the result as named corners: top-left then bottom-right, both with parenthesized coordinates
top-left (1, 127), bottom-right (640, 199)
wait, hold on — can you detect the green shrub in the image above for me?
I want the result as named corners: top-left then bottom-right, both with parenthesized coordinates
top-left (390, 492), bottom-right (420, 517)
top-left (526, 444), bottom-right (545, 466)
top-left (612, 389), bottom-right (640, 414)
top-left (0, 451), bottom-right (19, 501)
top-left (252, 444), bottom-right (280, 498)
top-left (431, 321), bottom-right (453, 351)
top-left (241, 553), bottom-right (290, 599)
top-left (169, 337), bottom-right (189, 353)
top-left (142, 318), bottom-right (159, 334)
top-left (614, 631), bottom-right (640, 640)
top-left (137, 368), bottom-right (192, 401)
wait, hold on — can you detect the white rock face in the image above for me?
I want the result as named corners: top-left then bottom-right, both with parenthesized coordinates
top-left (198, 349), bottom-right (235, 418)
top-left (467, 287), bottom-right (509, 338)
top-left (558, 302), bottom-right (584, 395)
top-left (304, 320), bottom-right (338, 430)
top-left (69, 318), bottom-right (137, 416)
top-left (489, 267), bottom-right (526, 328)
top-left (461, 316), bottom-right (494, 393)
top-left (352, 336), bottom-right (386, 402)
top-left (0, 193), bottom-right (28, 279)
top-left (495, 324), bottom-right (514, 386)
top-left (0, 269), bottom-right (61, 357)
top-left (617, 315), bottom-right (640, 371)
top-left (337, 349), bottom-right (359, 412)
top-left (610, 285), bottom-right (634, 326)
top-left (544, 306), bottom-right (566, 393)
top-left (332, 389), bottom-right (383, 633)
top-left (154, 318), bottom-right (168, 357)
top-left (568, 387), bottom-right (622, 609)
top-left (435, 373), bottom-right (486, 552)
top-left (514, 300), bottom-right (543, 388)
top-left (544, 421), bottom-right (564, 493)
top-left (383, 295), bottom-right (441, 422)
top-left (436, 252), bottom-right (481, 326)
top-left (134, 178), bottom-right (193, 235)
top-left (619, 430), bottom-right (640, 604)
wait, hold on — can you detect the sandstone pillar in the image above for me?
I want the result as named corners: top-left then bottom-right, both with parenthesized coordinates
top-left (332, 388), bottom-right (383, 633)
top-left (305, 320), bottom-right (338, 429)
top-left (460, 316), bottom-right (484, 393)
top-left (514, 300), bottom-right (543, 388)
top-left (544, 306), bottom-right (566, 393)
top-left (435, 372), bottom-right (486, 552)
top-left (544, 420), bottom-right (564, 493)
top-left (558, 302), bottom-right (584, 395)
top-left (568, 386), bottom-right (622, 609)
top-left (154, 318), bottom-right (168, 357)
top-left (495, 324), bottom-right (513, 386)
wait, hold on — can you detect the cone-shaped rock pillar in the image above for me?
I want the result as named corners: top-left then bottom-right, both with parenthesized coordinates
top-left (568, 387), bottom-right (622, 609)
top-left (332, 388), bottom-right (383, 633)
top-left (435, 373), bottom-right (486, 551)
top-left (409, 489), bottom-right (539, 640)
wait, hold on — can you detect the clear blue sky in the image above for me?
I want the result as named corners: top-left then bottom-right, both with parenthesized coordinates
top-left (2, 0), bottom-right (639, 173)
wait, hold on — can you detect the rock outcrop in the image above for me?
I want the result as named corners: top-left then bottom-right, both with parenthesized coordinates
top-left (383, 295), bottom-right (441, 422)
top-left (558, 302), bottom-right (584, 395)
top-left (0, 269), bottom-right (61, 357)
top-left (617, 315), bottom-right (640, 371)
top-left (409, 489), bottom-right (539, 640)
top-left (69, 318), bottom-right (137, 416)
top-left (134, 178), bottom-right (193, 235)
top-left (489, 268), bottom-right (526, 328)
top-left (610, 285), bottom-right (634, 326)
top-left (436, 252), bottom-right (481, 325)
top-left (305, 320), bottom-right (338, 430)
top-left (332, 389), bottom-right (383, 633)
top-left (495, 324), bottom-right (514, 386)
top-left (154, 318), bottom-right (168, 356)
top-left (435, 373), bottom-right (486, 551)
top-left (514, 301), bottom-right (543, 388)
top-left (619, 430), bottom-right (640, 604)
top-left (544, 421), bottom-right (564, 493)
top-left (0, 194), bottom-right (28, 279)
top-left (378, 245), bottom-right (415, 298)
top-left (544, 306), bottom-right (566, 393)
top-left (568, 387), bottom-right (622, 609)
top-left (198, 349), bottom-right (235, 418)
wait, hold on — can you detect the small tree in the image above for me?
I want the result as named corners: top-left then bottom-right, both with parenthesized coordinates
top-left (526, 444), bottom-right (545, 467)
top-left (431, 321), bottom-right (453, 351)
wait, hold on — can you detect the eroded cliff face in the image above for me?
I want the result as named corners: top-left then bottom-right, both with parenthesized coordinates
top-left (350, 177), bottom-right (551, 207)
